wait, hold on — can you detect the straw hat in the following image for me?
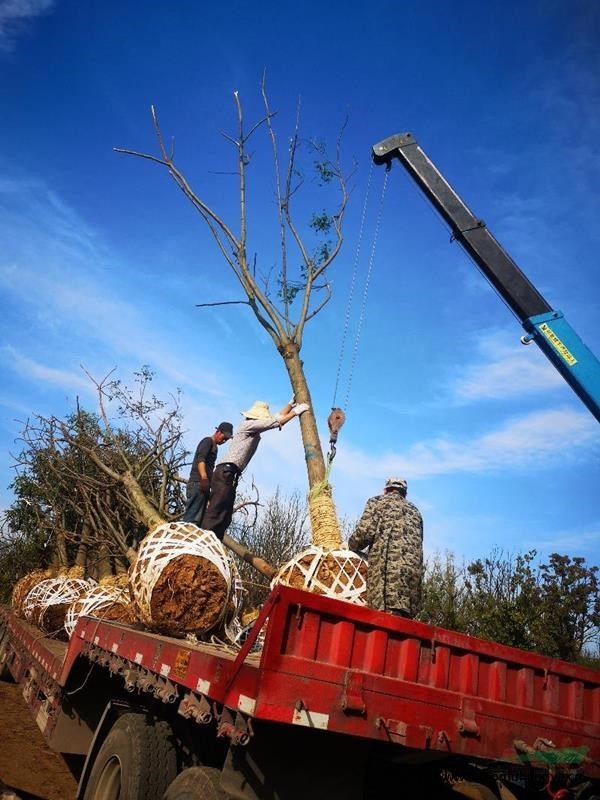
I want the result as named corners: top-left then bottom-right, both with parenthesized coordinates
top-left (242, 400), bottom-right (272, 420)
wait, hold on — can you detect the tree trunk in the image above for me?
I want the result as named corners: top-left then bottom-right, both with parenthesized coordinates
top-left (280, 340), bottom-right (342, 549)
top-left (114, 555), bottom-right (128, 574)
top-left (74, 540), bottom-right (88, 570)
top-left (222, 534), bottom-right (276, 579)
top-left (56, 523), bottom-right (69, 567)
top-left (121, 471), bottom-right (165, 529)
top-left (97, 543), bottom-right (112, 581)
top-left (74, 520), bottom-right (93, 572)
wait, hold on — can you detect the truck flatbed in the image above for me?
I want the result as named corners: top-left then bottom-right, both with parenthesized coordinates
top-left (2, 584), bottom-right (598, 787)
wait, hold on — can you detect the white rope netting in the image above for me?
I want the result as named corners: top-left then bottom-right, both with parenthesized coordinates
top-left (64, 583), bottom-right (133, 639)
top-left (129, 521), bottom-right (233, 634)
top-left (23, 577), bottom-right (96, 630)
top-left (222, 558), bottom-right (245, 643)
top-left (273, 546), bottom-right (367, 605)
top-left (12, 569), bottom-right (54, 617)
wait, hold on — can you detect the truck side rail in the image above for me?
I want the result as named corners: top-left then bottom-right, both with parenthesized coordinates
top-left (2, 587), bottom-right (599, 777)
top-left (254, 587), bottom-right (600, 774)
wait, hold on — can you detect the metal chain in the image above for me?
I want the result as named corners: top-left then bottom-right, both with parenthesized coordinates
top-left (343, 168), bottom-right (389, 411)
top-left (331, 160), bottom-right (373, 409)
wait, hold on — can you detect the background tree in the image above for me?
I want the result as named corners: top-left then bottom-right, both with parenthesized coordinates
top-left (461, 549), bottom-right (542, 652)
top-left (116, 80), bottom-right (355, 549)
top-left (231, 489), bottom-right (310, 609)
top-left (533, 554), bottom-right (600, 662)
top-left (1, 367), bottom-right (190, 594)
top-left (2, 365), bottom-right (279, 595)
top-left (419, 548), bottom-right (599, 665)
top-left (419, 551), bottom-right (469, 633)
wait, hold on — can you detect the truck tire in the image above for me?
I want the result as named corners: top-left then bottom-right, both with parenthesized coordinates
top-left (162, 766), bottom-right (226, 800)
top-left (83, 712), bottom-right (177, 800)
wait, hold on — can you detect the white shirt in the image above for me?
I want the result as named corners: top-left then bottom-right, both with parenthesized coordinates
top-left (220, 415), bottom-right (283, 472)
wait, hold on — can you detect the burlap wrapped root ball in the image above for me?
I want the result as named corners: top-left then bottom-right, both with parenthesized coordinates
top-left (273, 546), bottom-right (368, 605)
top-left (11, 568), bottom-right (56, 618)
top-left (64, 583), bottom-right (135, 638)
top-left (22, 576), bottom-right (96, 636)
top-left (129, 522), bottom-right (237, 637)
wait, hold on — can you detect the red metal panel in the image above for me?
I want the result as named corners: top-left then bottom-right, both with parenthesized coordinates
top-left (515, 666), bottom-right (534, 708)
top-left (431, 645), bottom-right (451, 690)
top-left (455, 653), bottom-right (479, 696)
top-left (587, 685), bottom-right (600, 724)
top-left (4, 612), bottom-right (67, 682)
top-left (3, 587), bottom-right (599, 778)
top-left (489, 660), bottom-right (507, 702)
top-left (254, 587), bottom-right (600, 775)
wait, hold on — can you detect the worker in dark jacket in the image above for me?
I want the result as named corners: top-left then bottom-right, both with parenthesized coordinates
top-left (182, 422), bottom-right (233, 526)
top-left (349, 478), bottom-right (423, 618)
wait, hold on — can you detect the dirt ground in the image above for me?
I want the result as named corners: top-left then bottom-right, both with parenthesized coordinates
top-left (0, 682), bottom-right (79, 800)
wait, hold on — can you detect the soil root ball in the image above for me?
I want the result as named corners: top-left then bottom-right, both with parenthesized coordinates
top-left (64, 584), bottom-right (135, 638)
top-left (129, 522), bottom-right (237, 637)
top-left (22, 577), bottom-right (96, 636)
top-left (273, 546), bottom-right (367, 604)
top-left (11, 569), bottom-right (54, 618)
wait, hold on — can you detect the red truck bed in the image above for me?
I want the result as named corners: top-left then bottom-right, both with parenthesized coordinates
top-left (2, 585), bottom-right (599, 779)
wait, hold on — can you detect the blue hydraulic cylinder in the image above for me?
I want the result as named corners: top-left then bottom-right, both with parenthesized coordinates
top-left (522, 311), bottom-right (600, 423)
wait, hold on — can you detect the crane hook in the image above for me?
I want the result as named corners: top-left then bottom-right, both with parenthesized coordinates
top-left (327, 408), bottom-right (346, 465)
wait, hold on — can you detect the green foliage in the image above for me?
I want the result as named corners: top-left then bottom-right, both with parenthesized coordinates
top-left (419, 548), bottom-right (599, 664)
top-left (310, 211), bottom-right (333, 234)
top-left (0, 526), bottom-right (50, 603)
top-left (309, 139), bottom-right (336, 185)
top-left (534, 554), bottom-right (600, 661)
top-left (419, 551), bottom-right (468, 632)
top-left (2, 368), bottom-right (188, 582)
top-left (463, 550), bottom-right (541, 652)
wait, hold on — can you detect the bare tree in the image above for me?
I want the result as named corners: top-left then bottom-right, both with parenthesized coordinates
top-left (115, 79), bottom-right (355, 549)
top-left (231, 488), bottom-right (310, 609)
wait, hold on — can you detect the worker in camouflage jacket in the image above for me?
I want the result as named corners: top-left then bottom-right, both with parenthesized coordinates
top-left (349, 478), bottom-right (423, 618)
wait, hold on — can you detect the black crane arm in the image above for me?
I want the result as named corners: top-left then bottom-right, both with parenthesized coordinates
top-left (372, 132), bottom-right (600, 423)
top-left (372, 133), bottom-right (551, 322)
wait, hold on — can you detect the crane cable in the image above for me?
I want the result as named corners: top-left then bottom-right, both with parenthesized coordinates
top-left (327, 164), bottom-right (389, 467)
top-left (331, 161), bottom-right (374, 411)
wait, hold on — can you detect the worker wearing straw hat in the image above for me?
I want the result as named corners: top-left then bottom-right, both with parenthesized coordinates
top-left (202, 399), bottom-right (309, 540)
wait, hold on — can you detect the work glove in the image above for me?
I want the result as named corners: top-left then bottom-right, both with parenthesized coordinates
top-left (199, 478), bottom-right (210, 492)
top-left (293, 403), bottom-right (310, 416)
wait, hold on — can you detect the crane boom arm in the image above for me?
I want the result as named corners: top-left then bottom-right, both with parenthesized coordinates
top-left (373, 132), bottom-right (600, 423)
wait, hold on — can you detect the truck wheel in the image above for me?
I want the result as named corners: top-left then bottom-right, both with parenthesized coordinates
top-left (162, 766), bottom-right (226, 800)
top-left (84, 713), bottom-right (177, 800)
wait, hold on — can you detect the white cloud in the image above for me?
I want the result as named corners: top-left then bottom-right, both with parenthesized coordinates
top-left (449, 330), bottom-right (564, 403)
top-left (0, 345), bottom-right (92, 393)
top-left (336, 406), bottom-right (598, 481)
top-left (522, 522), bottom-right (600, 560)
top-left (0, 0), bottom-right (53, 52)
top-left (0, 178), bottom-right (229, 401)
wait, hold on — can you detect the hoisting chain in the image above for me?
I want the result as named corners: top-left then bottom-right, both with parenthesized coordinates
top-left (327, 166), bottom-right (389, 468)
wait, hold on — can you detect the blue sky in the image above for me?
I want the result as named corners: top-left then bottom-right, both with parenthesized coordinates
top-left (0, 0), bottom-right (598, 566)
